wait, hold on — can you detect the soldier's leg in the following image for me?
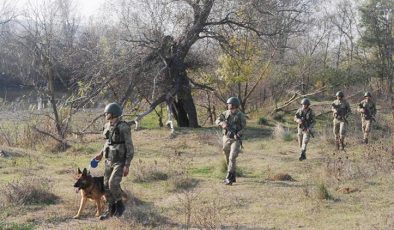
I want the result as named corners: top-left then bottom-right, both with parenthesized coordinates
top-left (339, 121), bottom-right (346, 150)
top-left (100, 161), bottom-right (116, 220)
top-left (224, 140), bottom-right (240, 185)
top-left (299, 131), bottom-right (309, 161)
top-left (108, 164), bottom-right (125, 217)
top-left (228, 140), bottom-right (240, 173)
top-left (333, 119), bottom-right (340, 150)
top-left (363, 119), bottom-right (371, 143)
top-left (297, 128), bottom-right (303, 148)
top-left (222, 136), bottom-right (231, 166)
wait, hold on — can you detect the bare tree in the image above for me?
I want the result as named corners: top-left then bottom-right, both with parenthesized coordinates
top-left (109, 0), bottom-right (296, 127)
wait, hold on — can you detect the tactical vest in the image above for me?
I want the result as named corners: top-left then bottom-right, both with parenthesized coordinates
top-left (359, 100), bottom-right (376, 120)
top-left (332, 100), bottom-right (349, 120)
top-left (296, 108), bottom-right (313, 129)
top-left (222, 110), bottom-right (244, 136)
top-left (103, 121), bottom-right (128, 163)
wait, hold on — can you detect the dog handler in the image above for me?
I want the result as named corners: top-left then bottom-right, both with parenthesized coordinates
top-left (94, 102), bottom-right (134, 220)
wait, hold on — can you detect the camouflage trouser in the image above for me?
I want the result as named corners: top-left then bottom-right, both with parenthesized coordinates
top-left (333, 118), bottom-right (347, 141)
top-left (361, 117), bottom-right (372, 139)
top-left (222, 136), bottom-right (241, 173)
top-left (297, 128), bottom-right (311, 151)
top-left (104, 160), bottom-right (124, 204)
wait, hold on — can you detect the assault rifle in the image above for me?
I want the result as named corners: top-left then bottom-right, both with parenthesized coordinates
top-left (332, 103), bottom-right (349, 123)
top-left (359, 104), bottom-right (376, 122)
top-left (295, 113), bottom-right (314, 138)
top-left (226, 126), bottom-right (243, 148)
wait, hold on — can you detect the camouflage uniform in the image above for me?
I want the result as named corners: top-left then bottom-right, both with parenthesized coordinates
top-left (331, 99), bottom-right (351, 149)
top-left (358, 99), bottom-right (376, 143)
top-left (215, 109), bottom-right (246, 183)
top-left (102, 120), bottom-right (134, 205)
top-left (294, 107), bottom-right (315, 158)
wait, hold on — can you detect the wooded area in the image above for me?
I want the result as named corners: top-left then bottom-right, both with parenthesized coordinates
top-left (0, 0), bottom-right (393, 147)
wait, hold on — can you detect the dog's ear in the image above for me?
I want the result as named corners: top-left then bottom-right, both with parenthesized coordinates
top-left (77, 168), bottom-right (82, 174)
top-left (82, 168), bottom-right (87, 176)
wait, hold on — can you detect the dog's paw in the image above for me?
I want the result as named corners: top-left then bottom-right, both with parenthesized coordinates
top-left (73, 215), bottom-right (80, 219)
top-left (95, 212), bottom-right (100, 217)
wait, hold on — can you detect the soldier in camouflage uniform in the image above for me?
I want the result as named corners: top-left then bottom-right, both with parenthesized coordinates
top-left (94, 102), bottom-right (134, 220)
top-left (331, 91), bottom-right (351, 150)
top-left (215, 97), bottom-right (246, 185)
top-left (294, 98), bottom-right (315, 161)
top-left (358, 92), bottom-right (376, 144)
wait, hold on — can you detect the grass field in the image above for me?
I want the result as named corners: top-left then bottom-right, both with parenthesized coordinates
top-left (0, 108), bottom-right (393, 229)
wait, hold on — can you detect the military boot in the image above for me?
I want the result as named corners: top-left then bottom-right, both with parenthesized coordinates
top-left (335, 140), bottom-right (340, 150)
top-left (232, 172), bottom-right (236, 183)
top-left (99, 203), bottom-right (116, 220)
top-left (114, 200), bottom-right (125, 217)
top-left (224, 172), bottom-right (233, 185)
top-left (363, 138), bottom-right (368, 144)
top-left (299, 150), bottom-right (306, 161)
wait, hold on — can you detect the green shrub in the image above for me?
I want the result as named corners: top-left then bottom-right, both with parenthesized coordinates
top-left (272, 111), bottom-right (285, 122)
top-left (317, 183), bottom-right (334, 200)
top-left (257, 117), bottom-right (269, 125)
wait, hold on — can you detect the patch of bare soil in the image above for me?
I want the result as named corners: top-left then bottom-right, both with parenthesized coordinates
top-left (336, 187), bottom-right (361, 194)
top-left (268, 173), bottom-right (296, 181)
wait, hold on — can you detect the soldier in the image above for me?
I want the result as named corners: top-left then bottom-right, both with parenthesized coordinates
top-left (94, 102), bottom-right (134, 220)
top-left (331, 91), bottom-right (351, 150)
top-left (215, 97), bottom-right (246, 185)
top-left (294, 98), bottom-right (315, 161)
top-left (358, 92), bottom-right (376, 144)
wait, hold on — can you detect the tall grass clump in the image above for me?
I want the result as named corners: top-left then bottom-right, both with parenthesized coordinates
top-left (132, 159), bottom-right (168, 183)
top-left (273, 123), bottom-right (293, 141)
top-left (317, 182), bottom-right (334, 200)
top-left (0, 177), bottom-right (59, 206)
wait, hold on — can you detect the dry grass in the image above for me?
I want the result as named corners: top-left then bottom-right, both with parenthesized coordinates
top-left (0, 109), bottom-right (393, 229)
top-left (0, 177), bottom-right (59, 206)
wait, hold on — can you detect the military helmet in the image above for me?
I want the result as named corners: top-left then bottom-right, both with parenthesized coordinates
top-left (336, 91), bottom-right (344, 97)
top-left (104, 102), bottom-right (123, 117)
top-left (301, 98), bottom-right (311, 106)
top-left (364, 92), bottom-right (372, 97)
top-left (226, 97), bottom-right (240, 107)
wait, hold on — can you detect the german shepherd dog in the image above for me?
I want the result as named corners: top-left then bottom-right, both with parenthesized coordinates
top-left (73, 168), bottom-right (106, 219)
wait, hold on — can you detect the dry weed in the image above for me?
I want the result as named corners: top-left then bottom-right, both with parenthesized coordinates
top-left (0, 177), bottom-right (59, 206)
top-left (273, 123), bottom-right (293, 142)
top-left (132, 159), bottom-right (168, 183)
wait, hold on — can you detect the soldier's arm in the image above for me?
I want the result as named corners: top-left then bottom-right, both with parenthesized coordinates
top-left (101, 123), bottom-right (110, 155)
top-left (309, 110), bottom-right (316, 129)
top-left (237, 113), bottom-right (247, 136)
top-left (294, 110), bottom-right (302, 124)
top-left (346, 102), bottom-right (352, 114)
top-left (215, 112), bottom-right (226, 126)
top-left (331, 102), bottom-right (337, 113)
top-left (372, 103), bottom-right (377, 116)
top-left (121, 123), bottom-right (134, 166)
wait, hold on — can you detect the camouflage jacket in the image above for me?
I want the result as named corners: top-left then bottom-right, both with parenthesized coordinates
top-left (215, 110), bottom-right (246, 137)
top-left (102, 120), bottom-right (134, 165)
top-left (294, 107), bottom-right (315, 130)
top-left (358, 99), bottom-right (376, 120)
top-left (331, 99), bottom-right (351, 120)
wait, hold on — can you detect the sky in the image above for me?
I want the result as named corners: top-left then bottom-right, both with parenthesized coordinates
top-left (75, 0), bottom-right (106, 17)
top-left (13, 0), bottom-right (107, 18)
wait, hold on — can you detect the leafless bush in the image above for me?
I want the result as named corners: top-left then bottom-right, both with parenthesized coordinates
top-left (132, 159), bottom-right (168, 183)
top-left (273, 123), bottom-right (293, 142)
top-left (324, 140), bottom-right (393, 182)
top-left (165, 152), bottom-right (198, 192)
top-left (0, 177), bottom-right (59, 206)
top-left (193, 196), bottom-right (223, 229)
